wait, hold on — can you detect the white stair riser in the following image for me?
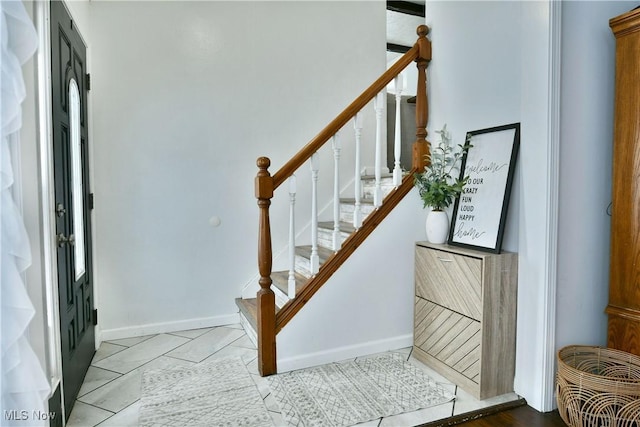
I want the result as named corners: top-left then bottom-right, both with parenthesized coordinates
top-left (362, 181), bottom-right (396, 200)
top-left (295, 255), bottom-right (314, 278)
top-left (272, 285), bottom-right (288, 308)
top-left (239, 311), bottom-right (258, 348)
top-left (317, 227), bottom-right (350, 251)
top-left (340, 203), bottom-right (376, 224)
top-left (361, 176), bottom-right (394, 187)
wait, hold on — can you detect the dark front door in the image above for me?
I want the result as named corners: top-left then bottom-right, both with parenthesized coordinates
top-left (50, 0), bottom-right (95, 418)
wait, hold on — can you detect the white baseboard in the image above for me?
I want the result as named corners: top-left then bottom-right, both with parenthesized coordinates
top-left (277, 334), bottom-right (413, 373)
top-left (100, 313), bottom-right (240, 342)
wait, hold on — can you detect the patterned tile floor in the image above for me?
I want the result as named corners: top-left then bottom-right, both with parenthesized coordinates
top-left (67, 324), bottom-right (520, 426)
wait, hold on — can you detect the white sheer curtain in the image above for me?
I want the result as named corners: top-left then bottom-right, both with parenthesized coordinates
top-left (1, 1), bottom-right (51, 426)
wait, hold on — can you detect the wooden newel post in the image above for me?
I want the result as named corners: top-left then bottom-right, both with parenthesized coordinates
top-left (255, 157), bottom-right (277, 376)
top-left (413, 24), bottom-right (432, 171)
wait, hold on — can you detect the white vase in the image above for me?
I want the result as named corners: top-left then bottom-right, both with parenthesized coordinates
top-left (426, 210), bottom-right (450, 244)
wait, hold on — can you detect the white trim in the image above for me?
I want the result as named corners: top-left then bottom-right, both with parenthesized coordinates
top-left (541, 0), bottom-right (562, 412)
top-left (34, 0), bottom-right (64, 403)
top-left (8, 137), bottom-right (24, 209)
top-left (277, 334), bottom-right (413, 373)
top-left (100, 313), bottom-right (241, 341)
top-left (95, 325), bottom-right (103, 352)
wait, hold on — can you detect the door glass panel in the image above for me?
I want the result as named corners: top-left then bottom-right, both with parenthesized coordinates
top-left (69, 78), bottom-right (86, 280)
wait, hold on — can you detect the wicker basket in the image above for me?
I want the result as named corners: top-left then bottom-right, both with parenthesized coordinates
top-left (557, 345), bottom-right (640, 426)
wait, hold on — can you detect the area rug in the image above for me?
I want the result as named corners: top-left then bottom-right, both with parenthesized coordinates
top-left (138, 356), bottom-right (273, 427)
top-left (267, 352), bottom-right (455, 427)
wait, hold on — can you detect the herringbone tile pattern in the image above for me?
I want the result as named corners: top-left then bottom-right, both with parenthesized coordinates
top-left (67, 324), bottom-right (520, 426)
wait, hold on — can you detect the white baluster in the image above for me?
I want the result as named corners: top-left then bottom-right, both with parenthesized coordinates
top-left (310, 153), bottom-right (320, 275)
top-left (332, 133), bottom-right (342, 250)
top-left (373, 92), bottom-right (384, 207)
top-left (393, 74), bottom-right (404, 186)
top-left (287, 175), bottom-right (297, 299)
top-left (353, 113), bottom-right (363, 229)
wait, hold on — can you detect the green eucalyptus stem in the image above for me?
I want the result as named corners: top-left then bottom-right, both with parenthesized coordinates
top-left (413, 125), bottom-right (472, 211)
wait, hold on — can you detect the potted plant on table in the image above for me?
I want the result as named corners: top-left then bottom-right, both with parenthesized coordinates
top-left (414, 125), bottom-right (471, 243)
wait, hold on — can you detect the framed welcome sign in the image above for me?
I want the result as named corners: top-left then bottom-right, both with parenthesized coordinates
top-left (448, 123), bottom-right (520, 253)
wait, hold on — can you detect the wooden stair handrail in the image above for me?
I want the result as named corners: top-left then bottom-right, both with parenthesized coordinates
top-left (272, 25), bottom-right (431, 190)
top-left (254, 25), bottom-right (432, 376)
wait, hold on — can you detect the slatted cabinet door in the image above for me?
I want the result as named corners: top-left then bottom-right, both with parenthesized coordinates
top-left (413, 242), bottom-right (518, 400)
top-left (415, 248), bottom-right (482, 320)
top-left (414, 298), bottom-right (482, 384)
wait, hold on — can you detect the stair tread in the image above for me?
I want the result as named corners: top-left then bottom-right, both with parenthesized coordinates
top-left (361, 173), bottom-right (394, 180)
top-left (295, 245), bottom-right (335, 263)
top-left (236, 297), bottom-right (282, 331)
top-left (361, 172), bottom-right (410, 181)
top-left (272, 271), bottom-right (307, 295)
top-left (340, 197), bottom-right (375, 205)
top-left (317, 221), bottom-right (356, 234)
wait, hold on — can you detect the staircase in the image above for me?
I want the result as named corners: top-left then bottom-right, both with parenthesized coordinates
top-left (236, 174), bottom-right (398, 346)
top-left (237, 25), bottom-right (432, 377)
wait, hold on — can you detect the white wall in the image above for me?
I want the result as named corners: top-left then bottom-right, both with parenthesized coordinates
top-left (556, 1), bottom-right (636, 352)
top-left (425, 0), bottom-right (637, 412)
top-left (424, 0), bottom-right (522, 253)
top-left (87, 1), bottom-right (386, 337)
top-left (278, 189), bottom-right (426, 371)
top-left (425, 0), bottom-right (554, 410)
top-left (64, 0), bottom-right (91, 38)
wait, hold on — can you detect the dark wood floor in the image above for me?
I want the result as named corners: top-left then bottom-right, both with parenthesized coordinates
top-left (458, 405), bottom-right (566, 427)
top-left (422, 399), bottom-right (567, 427)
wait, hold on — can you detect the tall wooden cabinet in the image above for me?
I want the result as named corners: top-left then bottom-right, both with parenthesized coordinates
top-left (607, 9), bottom-right (640, 357)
